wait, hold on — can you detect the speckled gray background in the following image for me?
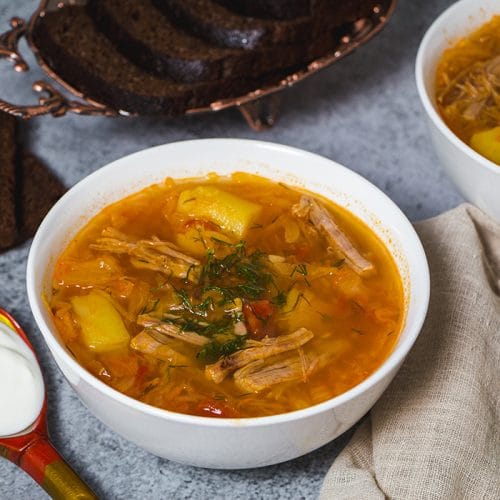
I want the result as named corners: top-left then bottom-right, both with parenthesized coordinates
top-left (0, 0), bottom-right (461, 498)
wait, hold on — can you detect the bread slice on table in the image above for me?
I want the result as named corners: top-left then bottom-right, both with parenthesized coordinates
top-left (0, 111), bottom-right (18, 250)
top-left (153, 0), bottom-right (375, 50)
top-left (87, 0), bottom-right (337, 83)
top-left (0, 111), bottom-right (65, 252)
top-left (17, 152), bottom-right (66, 241)
top-left (32, 6), bottom-right (288, 115)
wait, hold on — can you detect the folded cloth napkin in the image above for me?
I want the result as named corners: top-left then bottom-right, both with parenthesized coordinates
top-left (320, 204), bottom-right (500, 500)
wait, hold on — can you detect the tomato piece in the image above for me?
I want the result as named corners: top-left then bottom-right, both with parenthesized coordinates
top-left (193, 399), bottom-right (239, 418)
top-left (243, 300), bottom-right (277, 340)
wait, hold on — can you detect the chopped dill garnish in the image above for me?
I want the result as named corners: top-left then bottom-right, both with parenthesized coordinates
top-left (288, 292), bottom-right (311, 312)
top-left (174, 288), bottom-right (213, 316)
top-left (317, 311), bottom-right (333, 321)
top-left (197, 335), bottom-right (247, 364)
top-left (351, 300), bottom-right (365, 312)
top-left (162, 315), bottom-right (233, 338)
top-left (271, 290), bottom-right (287, 308)
top-left (140, 298), bottom-right (160, 315)
top-left (290, 264), bottom-right (310, 287)
top-left (183, 263), bottom-right (196, 284)
top-left (199, 241), bottom-right (273, 304)
top-left (290, 264), bottom-right (308, 277)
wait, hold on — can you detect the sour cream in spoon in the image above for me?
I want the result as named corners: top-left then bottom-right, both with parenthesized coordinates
top-left (0, 320), bottom-right (44, 437)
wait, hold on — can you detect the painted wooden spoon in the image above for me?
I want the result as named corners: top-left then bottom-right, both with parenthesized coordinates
top-left (0, 307), bottom-right (97, 499)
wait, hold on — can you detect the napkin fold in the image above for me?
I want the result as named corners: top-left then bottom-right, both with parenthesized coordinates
top-left (320, 204), bottom-right (500, 500)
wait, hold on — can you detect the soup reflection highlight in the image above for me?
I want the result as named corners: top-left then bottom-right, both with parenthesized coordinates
top-left (49, 173), bottom-right (404, 418)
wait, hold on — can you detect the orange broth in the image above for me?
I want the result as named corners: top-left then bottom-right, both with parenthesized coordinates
top-left (435, 15), bottom-right (500, 164)
top-left (50, 173), bottom-right (404, 418)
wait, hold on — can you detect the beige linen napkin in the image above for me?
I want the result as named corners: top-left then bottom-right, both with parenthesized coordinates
top-left (321, 204), bottom-right (500, 500)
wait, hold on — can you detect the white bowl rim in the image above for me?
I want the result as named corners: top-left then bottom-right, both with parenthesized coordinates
top-left (27, 138), bottom-right (430, 429)
top-left (415, 0), bottom-right (500, 175)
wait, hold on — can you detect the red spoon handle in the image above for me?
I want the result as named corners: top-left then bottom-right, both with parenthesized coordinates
top-left (18, 437), bottom-right (97, 499)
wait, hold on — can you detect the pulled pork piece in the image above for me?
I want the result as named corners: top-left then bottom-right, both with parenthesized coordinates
top-left (205, 327), bottom-right (313, 383)
top-left (130, 330), bottom-right (190, 365)
top-left (90, 227), bottom-right (200, 282)
top-left (234, 353), bottom-right (318, 393)
top-left (292, 196), bottom-right (374, 275)
top-left (138, 315), bottom-right (209, 346)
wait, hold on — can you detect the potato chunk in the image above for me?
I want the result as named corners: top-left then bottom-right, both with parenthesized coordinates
top-left (176, 227), bottom-right (234, 258)
top-left (470, 126), bottom-right (500, 164)
top-left (177, 186), bottom-right (261, 238)
top-left (70, 291), bottom-right (129, 352)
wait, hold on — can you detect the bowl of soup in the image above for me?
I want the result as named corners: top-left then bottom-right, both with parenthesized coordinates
top-left (27, 139), bottom-right (429, 468)
top-left (415, 0), bottom-right (500, 221)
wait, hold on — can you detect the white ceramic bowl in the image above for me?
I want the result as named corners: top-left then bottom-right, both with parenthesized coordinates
top-left (27, 139), bottom-right (429, 469)
top-left (415, 0), bottom-right (500, 221)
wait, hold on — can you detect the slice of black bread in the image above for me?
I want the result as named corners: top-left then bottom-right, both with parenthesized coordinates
top-left (214, 0), bottom-right (312, 20)
top-left (153, 0), bottom-right (375, 50)
top-left (31, 6), bottom-right (285, 115)
top-left (0, 111), bottom-right (18, 250)
top-left (153, 0), bottom-right (316, 49)
top-left (87, 0), bottom-right (336, 83)
top-left (17, 152), bottom-right (66, 240)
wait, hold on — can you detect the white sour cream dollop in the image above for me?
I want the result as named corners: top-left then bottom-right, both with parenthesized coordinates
top-left (0, 321), bottom-right (44, 437)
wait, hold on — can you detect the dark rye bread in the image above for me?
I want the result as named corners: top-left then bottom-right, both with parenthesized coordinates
top-left (17, 152), bottom-right (65, 240)
top-left (32, 7), bottom-right (278, 115)
top-left (0, 111), bottom-right (65, 252)
top-left (87, 0), bottom-right (337, 84)
top-left (153, 0), bottom-right (375, 50)
top-left (214, 0), bottom-right (312, 20)
top-left (153, 0), bottom-right (316, 49)
top-left (0, 111), bottom-right (18, 250)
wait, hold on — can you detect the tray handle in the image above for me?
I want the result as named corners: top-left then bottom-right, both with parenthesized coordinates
top-left (0, 17), bottom-right (116, 119)
top-left (0, 17), bottom-right (29, 72)
top-left (238, 93), bottom-right (282, 131)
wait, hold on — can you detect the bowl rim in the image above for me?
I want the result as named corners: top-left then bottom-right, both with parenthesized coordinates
top-left (27, 138), bottom-right (430, 428)
top-left (415, 0), bottom-right (500, 175)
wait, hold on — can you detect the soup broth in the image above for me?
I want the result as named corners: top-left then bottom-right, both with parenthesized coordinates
top-left (50, 173), bottom-right (404, 418)
top-left (435, 15), bottom-right (500, 165)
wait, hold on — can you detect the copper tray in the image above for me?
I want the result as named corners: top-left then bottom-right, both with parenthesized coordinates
top-left (0, 0), bottom-right (396, 130)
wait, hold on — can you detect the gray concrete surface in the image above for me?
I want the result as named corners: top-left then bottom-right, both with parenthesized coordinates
top-left (0, 0), bottom-right (462, 498)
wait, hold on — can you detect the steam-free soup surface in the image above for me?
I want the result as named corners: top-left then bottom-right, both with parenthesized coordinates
top-left (436, 15), bottom-right (500, 165)
top-left (50, 173), bottom-right (404, 418)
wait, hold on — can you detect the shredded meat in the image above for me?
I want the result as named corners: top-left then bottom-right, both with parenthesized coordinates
top-left (137, 315), bottom-right (209, 346)
top-left (205, 327), bottom-right (313, 383)
top-left (292, 196), bottom-right (374, 275)
top-left (90, 227), bottom-right (200, 282)
top-left (233, 353), bottom-right (318, 393)
top-left (130, 330), bottom-right (190, 365)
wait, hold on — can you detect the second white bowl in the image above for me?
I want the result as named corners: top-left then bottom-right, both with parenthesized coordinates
top-left (415, 0), bottom-right (500, 221)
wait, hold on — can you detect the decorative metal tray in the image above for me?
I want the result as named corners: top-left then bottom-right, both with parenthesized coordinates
top-left (0, 0), bottom-right (396, 130)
